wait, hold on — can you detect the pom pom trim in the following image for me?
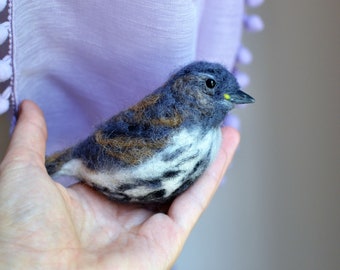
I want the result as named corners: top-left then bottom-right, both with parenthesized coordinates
top-left (0, 0), bottom-right (15, 116)
top-left (233, 0), bottom-right (264, 90)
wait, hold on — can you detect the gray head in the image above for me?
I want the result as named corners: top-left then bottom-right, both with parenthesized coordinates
top-left (168, 61), bottom-right (255, 126)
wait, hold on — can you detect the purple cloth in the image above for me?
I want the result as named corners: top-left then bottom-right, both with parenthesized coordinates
top-left (0, 0), bottom-right (263, 185)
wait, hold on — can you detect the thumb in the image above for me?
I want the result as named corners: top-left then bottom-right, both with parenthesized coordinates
top-left (1, 100), bottom-right (47, 171)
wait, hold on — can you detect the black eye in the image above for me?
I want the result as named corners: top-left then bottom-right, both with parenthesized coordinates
top-left (206, 78), bottom-right (216, 89)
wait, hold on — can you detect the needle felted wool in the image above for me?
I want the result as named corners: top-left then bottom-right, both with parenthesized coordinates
top-left (45, 61), bottom-right (254, 203)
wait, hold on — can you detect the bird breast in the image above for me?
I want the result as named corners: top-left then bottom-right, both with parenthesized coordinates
top-left (65, 127), bottom-right (222, 203)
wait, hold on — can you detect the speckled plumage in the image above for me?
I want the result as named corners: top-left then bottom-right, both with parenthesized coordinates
top-left (45, 61), bottom-right (254, 203)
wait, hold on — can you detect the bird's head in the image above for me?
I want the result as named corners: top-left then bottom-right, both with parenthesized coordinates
top-left (169, 61), bottom-right (255, 126)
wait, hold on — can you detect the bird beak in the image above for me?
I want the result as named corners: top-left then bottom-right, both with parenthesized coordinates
top-left (225, 90), bottom-right (255, 104)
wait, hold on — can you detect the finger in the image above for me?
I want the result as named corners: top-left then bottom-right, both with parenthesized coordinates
top-left (1, 100), bottom-right (47, 170)
top-left (168, 126), bottom-right (240, 233)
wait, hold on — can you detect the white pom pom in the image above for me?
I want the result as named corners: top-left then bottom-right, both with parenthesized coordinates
top-left (0, 86), bottom-right (11, 114)
top-left (0, 21), bottom-right (9, 44)
top-left (237, 46), bottom-right (253, 65)
top-left (234, 70), bottom-right (250, 88)
top-left (0, 0), bottom-right (7, 13)
top-left (244, 14), bottom-right (264, 32)
top-left (0, 55), bottom-right (12, 82)
top-left (246, 0), bottom-right (265, 8)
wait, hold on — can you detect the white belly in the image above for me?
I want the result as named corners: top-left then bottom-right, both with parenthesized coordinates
top-left (60, 127), bottom-right (222, 202)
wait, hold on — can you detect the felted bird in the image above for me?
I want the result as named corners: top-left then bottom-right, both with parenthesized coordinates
top-left (45, 61), bottom-right (254, 203)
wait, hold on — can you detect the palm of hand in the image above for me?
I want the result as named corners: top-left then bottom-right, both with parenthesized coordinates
top-left (0, 101), bottom-right (239, 269)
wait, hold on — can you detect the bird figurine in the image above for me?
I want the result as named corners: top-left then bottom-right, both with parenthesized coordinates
top-left (45, 61), bottom-right (254, 203)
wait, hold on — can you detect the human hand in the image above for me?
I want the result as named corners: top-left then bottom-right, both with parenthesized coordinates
top-left (0, 100), bottom-right (239, 269)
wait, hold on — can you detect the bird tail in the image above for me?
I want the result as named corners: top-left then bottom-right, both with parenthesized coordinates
top-left (45, 148), bottom-right (73, 176)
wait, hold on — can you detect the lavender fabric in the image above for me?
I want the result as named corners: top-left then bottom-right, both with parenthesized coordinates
top-left (0, 0), bottom-right (263, 186)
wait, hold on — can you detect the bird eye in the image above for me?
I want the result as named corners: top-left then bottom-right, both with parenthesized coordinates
top-left (206, 78), bottom-right (216, 89)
